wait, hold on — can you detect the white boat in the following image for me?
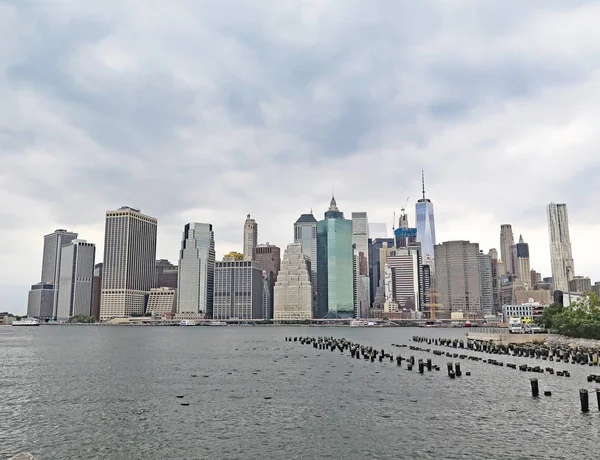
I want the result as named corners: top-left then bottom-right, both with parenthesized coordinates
top-left (178, 320), bottom-right (196, 326)
top-left (350, 320), bottom-right (381, 327)
top-left (12, 318), bottom-right (40, 327)
top-left (208, 321), bottom-right (227, 326)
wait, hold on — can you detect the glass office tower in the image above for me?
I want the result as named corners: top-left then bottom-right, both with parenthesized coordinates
top-left (316, 197), bottom-right (354, 319)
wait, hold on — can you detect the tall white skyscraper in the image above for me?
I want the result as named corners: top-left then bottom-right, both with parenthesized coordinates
top-left (547, 203), bottom-right (575, 292)
top-left (56, 240), bottom-right (95, 320)
top-left (415, 172), bottom-right (436, 263)
top-left (177, 223), bottom-right (215, 318)
top-left (294, 212), bottom-right (318, 315)
top-left (243, 214), bottom-right (258, 261)
top-left (500, 224), bottom-right (515, 274)
top-left (274, 243), bottom-right (313, 320)
top-left (100, 207), bottom-right (157, 320)
top-left (40, 229), bottom-right (78, 317)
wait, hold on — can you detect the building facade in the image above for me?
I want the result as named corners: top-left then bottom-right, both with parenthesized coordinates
top-left (274, 243), bottom-right (312, 320)
top-left (156, 259), bottom-right (178, 289)
top-left (253, 243), bottom-right (281, 319)
top-left (547, 203), bottom-right (575, 292)
top-left (515, 235), bottom-right (531, 288)
top-left (40, 229), bottom-right (78, 318)
top-left (147, 287), bottom-right (177, 315)
top-left (434, 241), bottom-right (482, 318)
top-left (243, 214), bottom-right (258, 261)
top-left (369, 238), bottom-right (395, 307)
top-left (353, 248), bottom-right (370, 318)
top-left (352, 212), bottom-right (370, 317)
top-left (294, 213), bottom-right (318, 315)
top-left (91, 263), bottom-right (102, 320)
top-left (100, 207), bottom-right (158, 320)
top-left (477, 251), bottom-right (494, 317)
top-left (213, 260), bottom-right (263, 320)
top-left (569, 276), bottom-right (591, 293)
top-left (316, 197), bottom-right (354, 318)
top-left (177, 223), bottom-right (215, 318)
top-left (27, 283), bottom-right (55, 319)
top-left (415, 173), bottom-right (436, 264)
top-left (384, 247), bottom-right (421, 312)
top-left (500, 224), bottom-right (515, 275)
top-left (56, 240), bottom-right (96, 320)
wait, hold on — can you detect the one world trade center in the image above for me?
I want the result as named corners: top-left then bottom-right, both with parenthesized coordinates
top-left (416, 172), bottom-right (436, 264)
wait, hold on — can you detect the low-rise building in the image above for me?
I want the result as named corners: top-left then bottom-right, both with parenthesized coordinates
top-left (147, 287), bottom-right (177, 315)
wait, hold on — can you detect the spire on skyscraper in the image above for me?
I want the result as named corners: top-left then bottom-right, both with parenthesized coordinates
top-left (324, 196), bottom-right (344, 219)
top-left (422, 170), bottom-right (426, 200)
top-left (519, 234), bottom-right (524, 244)
top-left (329, 196), bottom-right (339, 212)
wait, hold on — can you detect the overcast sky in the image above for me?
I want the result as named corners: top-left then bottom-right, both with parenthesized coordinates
top-left (2, 1), bottom-right (599, 314)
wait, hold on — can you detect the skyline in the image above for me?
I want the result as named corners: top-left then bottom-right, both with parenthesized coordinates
top-left (3, 1), bottom-right (600, 313)
top-left (13, 196), bottom-right (592, 316)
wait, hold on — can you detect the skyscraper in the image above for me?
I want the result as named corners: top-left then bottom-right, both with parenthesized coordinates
top-left (213, 260), bottom-right (263, 320)
top-left (274, 243), bottom-right (313, 320)
top-left (477, 251), bottom-right (494, 317)
top-left (434, 241), bottom-right (482, 318)
top-left (488, 249), bottom-right (502, 314)
top-left (243, 214), bottom-right (258, 261)
top-left (177, 223), bottom-right (215, 318)
top-left (352, 212), bottom-right (370, 310)
top-left (415, 172), bottom-right (436, 263)
top-left (394, 209), bottom-right (417, 248)
top-left (384, 246), bottom-right (422, 313)
top-left (294, 212), bottom-right (318, 315)
top-left (253, 243), bottom-right (281, 319)
top-left (500, 224), bottom-right (515, 274)
top-left (40, 229), bottom-right (78, 318)
top-left (100, 207), bottom-right (158, 320)
top-left (56, 240), bottom-right (96, 320)
top-left (353, 247), bottom-right (370, 318)
top-left (515, 235), bottom-right (531, 288)
top-left (317, 197), bottom-right (354, 318)
top-left (547, 203), bottom-right (575, 292)
top-left (91, 263), bottom-right (102, 320)
top-left (369, 238), bottom-right (395, 306)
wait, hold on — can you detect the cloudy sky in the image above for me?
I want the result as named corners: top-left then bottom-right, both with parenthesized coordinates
top-left (2, 0), bottom-right (599, 314)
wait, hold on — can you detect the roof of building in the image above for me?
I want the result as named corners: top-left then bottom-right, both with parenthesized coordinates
top-left (295, 213), bottom-right (317, 224)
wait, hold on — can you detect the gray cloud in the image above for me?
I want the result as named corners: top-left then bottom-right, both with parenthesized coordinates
top-left (2, 0), bottom-right (600, 313)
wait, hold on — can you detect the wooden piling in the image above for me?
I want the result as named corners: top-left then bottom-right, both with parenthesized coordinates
top-left (580, 389), bottom-right (590, 413)
top-left (530, 378), bottom-right (539, 398)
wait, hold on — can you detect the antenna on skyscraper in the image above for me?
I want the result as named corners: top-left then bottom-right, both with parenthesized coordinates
top-left (393, 211), bottom-right (396, 232)
top-left (422, 170), bottom-right (426, 200)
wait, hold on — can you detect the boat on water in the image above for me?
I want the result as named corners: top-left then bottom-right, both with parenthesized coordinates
top-left (350, 320), bottom-right (380, 327)
top-left (207, 321), bottom-right (227, 326)
top-left (12, 318), bottom-right (40, 327)
top-left (178, 320), bottom-right (197, 326)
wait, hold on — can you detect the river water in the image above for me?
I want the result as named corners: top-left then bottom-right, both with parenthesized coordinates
top-left (2, 325), bottom-right (600, 459)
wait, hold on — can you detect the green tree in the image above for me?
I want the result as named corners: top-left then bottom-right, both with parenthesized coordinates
top-left (544, 293), bottom-right (600, 339)
top-left (540, 302), bottom-right (564, 329)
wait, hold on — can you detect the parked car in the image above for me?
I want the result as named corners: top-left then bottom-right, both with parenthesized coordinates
top-left (523, 323), bottom-right (546, 334)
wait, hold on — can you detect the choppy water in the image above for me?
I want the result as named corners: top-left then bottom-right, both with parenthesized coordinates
top-left (2, 325), bottom-right (600, 459)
